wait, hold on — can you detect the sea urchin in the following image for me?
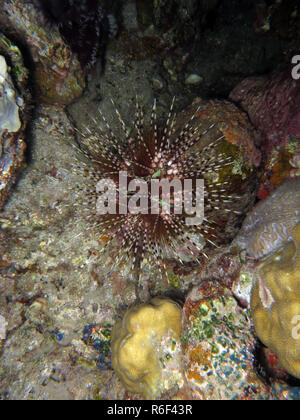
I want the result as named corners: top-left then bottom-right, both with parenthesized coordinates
top-left (72, 98), bottom-right (242, 278)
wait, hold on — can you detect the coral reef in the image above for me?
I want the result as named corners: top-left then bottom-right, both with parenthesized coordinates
top-left (73, 97), bottom-right (258, 277)
top-left (111, 297), bottom-right (183, 398)
top-left (234, 178), bottom-right (300, 259)
top-left (0, 55), bottom-right (27, 210)
top-left (1, 0), bottom-right (299, 401)
top-left (251, 224), bottom-right (300, 379)
top-left (0, 0), bottom-right (85, 105)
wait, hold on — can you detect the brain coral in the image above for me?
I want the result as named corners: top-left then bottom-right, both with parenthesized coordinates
top-left (251, 224), bottom-right (300, 379)
top-left (234, 178), bottom-right (300, 259)
top-left (111, 297), bottom-right (182, 398)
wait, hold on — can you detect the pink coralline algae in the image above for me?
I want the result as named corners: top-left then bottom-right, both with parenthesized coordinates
top-left (229, 70), bottom-right (300, 152)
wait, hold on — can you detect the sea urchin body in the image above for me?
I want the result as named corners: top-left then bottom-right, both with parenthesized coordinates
top-left (72, 98), bottom-right (257, 277)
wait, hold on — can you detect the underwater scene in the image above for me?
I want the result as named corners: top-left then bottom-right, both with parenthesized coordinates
top-left (0, 0), bottom-right (300, 403)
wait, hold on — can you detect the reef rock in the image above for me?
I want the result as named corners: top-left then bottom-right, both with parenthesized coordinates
top-left (230, 70), bottom-right (300, 152)
top-left (0, 0), bottom-right (85, 105)
top-left (230, 70), bottom-right (300, 194)
top-left (38, 0), bottom-right (114, 69)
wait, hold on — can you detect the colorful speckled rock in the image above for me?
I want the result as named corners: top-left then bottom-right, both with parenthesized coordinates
top-left (83, 324), bottom-right (112, 369)
top-left (0, 0), bottom-right (85, 105)
top-left (234, 178), bottom-right (300, 259)
top-left (182, 283), bottom-right (273, 400)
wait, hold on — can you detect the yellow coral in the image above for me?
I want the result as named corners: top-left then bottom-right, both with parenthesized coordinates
top-left (111, 297), bottom-right (182, 398)
top-left (251, 224), bottom-right (300, 378)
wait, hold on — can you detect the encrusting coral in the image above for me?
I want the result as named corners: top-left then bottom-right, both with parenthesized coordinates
top-left (251, 223), bottom-right (300, 379)
top-left (111, 297), bottom-right (182, 398)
